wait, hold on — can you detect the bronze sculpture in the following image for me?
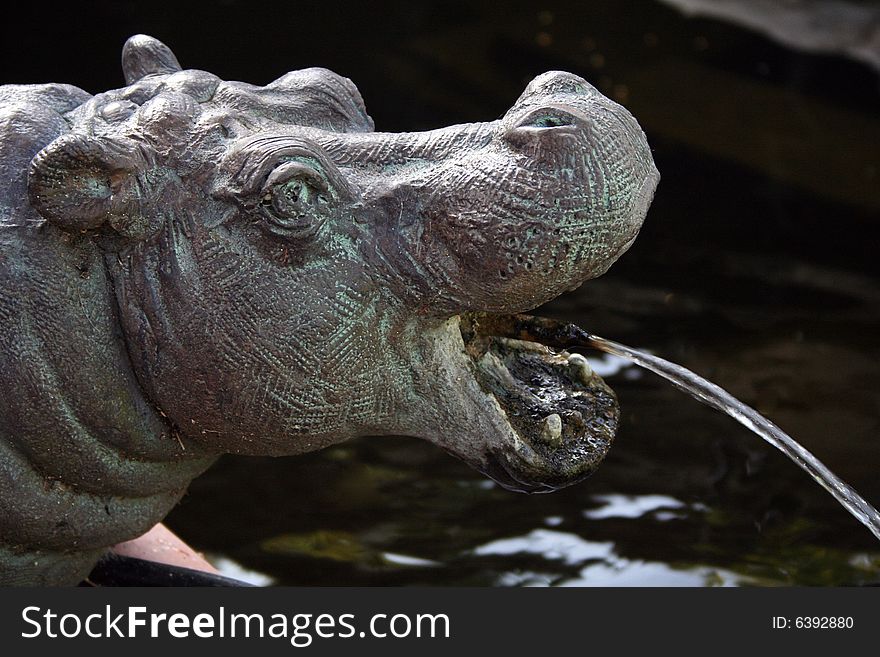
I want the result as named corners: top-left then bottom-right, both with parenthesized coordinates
top-left (0, 35), bottom-right (658, 584)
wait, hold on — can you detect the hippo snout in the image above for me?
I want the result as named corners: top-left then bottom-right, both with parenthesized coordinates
top-left (497, 70), bottom-right (660, 287)
top-left (378, 70), bottom-right (659, 316)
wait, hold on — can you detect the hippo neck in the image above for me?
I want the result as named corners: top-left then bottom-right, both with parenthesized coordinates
top-left (0, 223), bottom-right (216, 582)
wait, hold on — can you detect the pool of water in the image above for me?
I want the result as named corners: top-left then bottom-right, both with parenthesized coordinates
top-left (144, 0), bottom-right (880, 585)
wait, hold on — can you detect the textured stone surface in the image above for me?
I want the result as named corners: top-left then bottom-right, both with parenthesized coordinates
top-left (0, 35), bottom-right (657, 584)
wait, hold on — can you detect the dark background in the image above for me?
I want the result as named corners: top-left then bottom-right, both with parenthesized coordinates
top-left (2, 0), bottom-right (878, 585)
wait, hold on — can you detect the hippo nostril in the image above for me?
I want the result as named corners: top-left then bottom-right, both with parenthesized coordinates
top-left (504, 104), bottom-right (589, 148)
top-left (514, 105), bottom-right (583, 131)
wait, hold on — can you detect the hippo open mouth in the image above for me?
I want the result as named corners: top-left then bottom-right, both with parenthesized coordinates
top-left (457, 313), bottom-right (619, 493)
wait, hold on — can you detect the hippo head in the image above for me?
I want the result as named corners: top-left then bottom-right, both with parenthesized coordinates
top-left (28, 36), bottom-right (657, 493)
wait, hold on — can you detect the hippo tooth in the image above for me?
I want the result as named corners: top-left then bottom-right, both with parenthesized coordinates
top-left (567, 353), bottom-right (593, 383)
top-left (540, 413), bottom-right (563, 447)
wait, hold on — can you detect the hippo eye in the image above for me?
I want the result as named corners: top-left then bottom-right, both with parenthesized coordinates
top-left (257, 161), bottom-right (330, 239)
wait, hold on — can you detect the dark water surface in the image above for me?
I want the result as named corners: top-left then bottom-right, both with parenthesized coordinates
top-left (5, 0), bottom-right (877, 585)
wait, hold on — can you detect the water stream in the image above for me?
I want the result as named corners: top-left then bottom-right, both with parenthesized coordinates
top-left (505, 314), bottom-right (880, 543)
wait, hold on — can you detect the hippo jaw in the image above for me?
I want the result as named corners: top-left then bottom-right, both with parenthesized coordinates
top-left (463, 314), bottom-right (619, 492)
top-left (395, 314), bottom-right (619, 493)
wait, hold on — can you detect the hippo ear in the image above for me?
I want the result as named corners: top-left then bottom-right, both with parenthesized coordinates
top-left (28, 133), bottom-right (149, 237)
top-left (121, 35), bottom-right (182, 85)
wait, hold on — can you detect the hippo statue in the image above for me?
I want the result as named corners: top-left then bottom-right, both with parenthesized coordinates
top-left (0, 35), bottom-right (658, 585)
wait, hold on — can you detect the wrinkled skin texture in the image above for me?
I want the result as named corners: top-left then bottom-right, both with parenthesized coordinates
top-left (0, 36), bottom-right (658, 585)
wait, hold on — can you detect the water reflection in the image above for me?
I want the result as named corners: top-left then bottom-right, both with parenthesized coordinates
top-left (476, 529), bottom-right (615, 565)
top-left (210, 557), bottom-right (274, 587)
top-left (476, 528), bottom-right (742, 586)
top-left (583, 493), bottom-right (702, 520)
top-left (562, 561), bottom-right (741, 587)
